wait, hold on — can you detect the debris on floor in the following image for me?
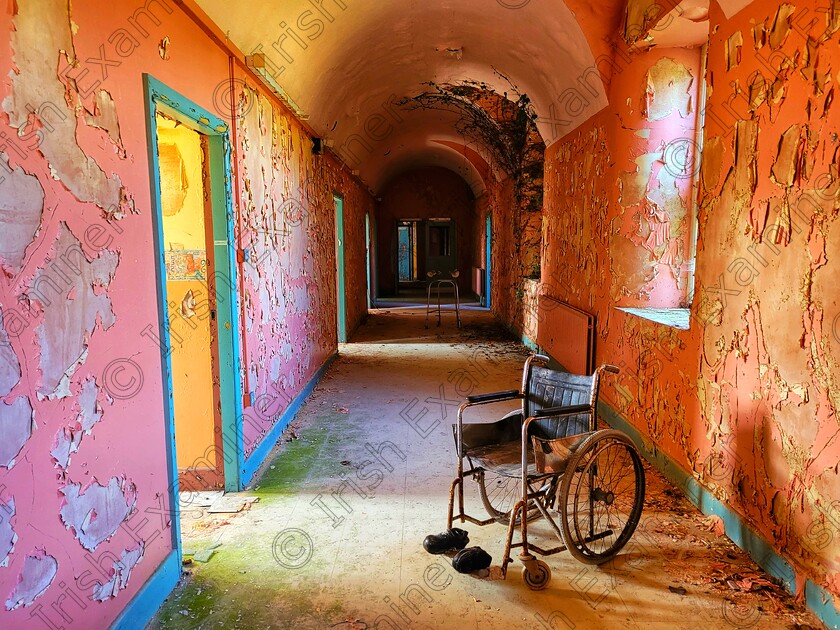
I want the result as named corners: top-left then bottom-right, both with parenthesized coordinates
top-left (207, 494), bottom-right (259, 514)
top-left (642, 466), bottom-right (819, 627)
top-left (192, 548), bottom-right (216, 563)
top-left (150, 309), bottom-right (825, 630)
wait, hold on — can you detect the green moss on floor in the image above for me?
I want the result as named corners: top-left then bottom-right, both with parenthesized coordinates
top-left (152, 496), bottom-right (350, 629)
top-left (151, 413), bottom-right (362, 629)
top-left (252, 424), bottom-right (331, 496)
top-left (153, 571), bottom-right (346, 629)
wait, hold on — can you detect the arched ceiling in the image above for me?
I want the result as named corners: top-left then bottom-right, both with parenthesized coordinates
top-left (195, 0), bottom-right (630, 192)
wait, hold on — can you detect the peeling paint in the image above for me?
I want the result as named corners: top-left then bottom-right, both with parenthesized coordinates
top-left (0, 154), bottom-right (44, 272)
top-left (5, 0), bottom-right (131, 215)
top-left (542, 0), bottom-right (840, 607)
top-left (767, 3), bottom-right (796, 50)
top-left (76, 377), bottom-right (102, 433)
top-left (0, 397), bottom-right (33, 468)
top-left (0, 499), bottom-right (16, 567)
top-left (31, 223), bottom-right (118, 399)
top-left (0, 308), bottom-right (22, 397)
top-left (91, 543), bottom-right (144, 601)
top-left (83, 90), bottom-right (124, 153)
top-left (59, 477), bottom-right (136, 551)
top-left (159, 36), bottom-right (170, 60)
top-left (51, 427), bottom-right (82, 470)
top-left (644, 57), bottom-right (695, 121)
top-left (726, 31), bottom-right (743, 70)
top-left (5, 550), bottom-right (57, 610)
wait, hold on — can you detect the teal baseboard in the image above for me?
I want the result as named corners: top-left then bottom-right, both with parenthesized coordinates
top-left (241, 353), bottom-right (337, 485)
top-left (598, 402), bottom-right (839, 628)
top-left (521, 333), bottom-right (538, 351)
top-left (806, 581), bottom-right (840, 629)
top-left (110, 549), bottom-right (180, 630)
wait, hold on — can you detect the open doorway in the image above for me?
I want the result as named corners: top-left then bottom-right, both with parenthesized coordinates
top-left (156, 113), bottom-right (224, 491)
top-left (144, 76), bottom-right (244, 562)
top-left (335, 195), bottom-right (347, 343)
top-left (426, 218), bottom-right (455, 277)
top-left (397, 220), bottom-right (419, 284)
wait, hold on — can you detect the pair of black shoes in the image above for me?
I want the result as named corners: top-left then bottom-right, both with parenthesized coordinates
top-left (422, 528), bottom-right (492, 574)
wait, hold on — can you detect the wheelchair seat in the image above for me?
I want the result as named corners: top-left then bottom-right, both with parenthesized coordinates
top-left (459, 366), bottom-right (596, 478)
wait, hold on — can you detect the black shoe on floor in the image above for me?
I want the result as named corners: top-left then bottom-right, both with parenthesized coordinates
top-left (422, 528), bottom-right (469, 554)
top-left (452, 546), bottom-right (492, 574)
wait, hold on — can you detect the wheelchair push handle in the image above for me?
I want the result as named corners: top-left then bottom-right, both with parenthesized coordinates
top-left (602, 364), bottom-right (620, 374)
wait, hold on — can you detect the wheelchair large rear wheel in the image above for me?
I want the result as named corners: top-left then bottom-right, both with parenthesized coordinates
top-left (478, 471), bottom-right (553, 525)
top-left (558, 430), bottom-right (645, 564)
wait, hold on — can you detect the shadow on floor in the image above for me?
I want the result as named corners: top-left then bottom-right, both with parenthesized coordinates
top-left (150, 309), bottom-right (821, 630)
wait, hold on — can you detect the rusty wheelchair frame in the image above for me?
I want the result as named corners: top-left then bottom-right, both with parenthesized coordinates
top-left (447, 354), bottom-right (646, 589)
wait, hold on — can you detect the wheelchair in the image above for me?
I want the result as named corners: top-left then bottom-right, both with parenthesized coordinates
top-left (447, 353), bottom-right (646, 589)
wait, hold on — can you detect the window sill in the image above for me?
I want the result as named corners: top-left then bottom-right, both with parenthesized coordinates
top-left (616, 307), bottom-right (690, 330)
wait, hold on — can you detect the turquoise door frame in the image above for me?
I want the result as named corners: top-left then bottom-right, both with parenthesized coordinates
top-left (143, 74), bottom-right (244, 520)
top-left (335, 195), bottom-right (347, 342)
top-left (485, 213), bottom-right (492, 309)
top-left (365, 212), bottom-right (372, 310)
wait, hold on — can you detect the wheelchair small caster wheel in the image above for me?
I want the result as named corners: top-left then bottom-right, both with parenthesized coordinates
top-left (522, 560), bottom-right (551, 590)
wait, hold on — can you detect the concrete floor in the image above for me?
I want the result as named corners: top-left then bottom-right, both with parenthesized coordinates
top-left (150, 309), bottom-right (822, 629)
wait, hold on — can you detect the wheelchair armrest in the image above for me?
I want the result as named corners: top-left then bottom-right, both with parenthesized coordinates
top-left (466, 390), bottom-right (521, 404)
top-left (533, 404), bottom-right (592, 418)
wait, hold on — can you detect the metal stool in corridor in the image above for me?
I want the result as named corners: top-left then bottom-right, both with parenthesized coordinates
top-left (425, 270), bottom-right (461, 328)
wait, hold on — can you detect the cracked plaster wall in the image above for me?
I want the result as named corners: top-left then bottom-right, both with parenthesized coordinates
top-left (0, 0), bottom-right (372, 626)
top-left (539, 0), bottom-right (840, 603)
top-left (234, 76), bottom-right (372, 456)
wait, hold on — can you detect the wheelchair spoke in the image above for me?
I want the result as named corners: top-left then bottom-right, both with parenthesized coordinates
top-left (478, 470), bottom-right (551, 525)
top-left (559, 431), bottom-right (646, 564)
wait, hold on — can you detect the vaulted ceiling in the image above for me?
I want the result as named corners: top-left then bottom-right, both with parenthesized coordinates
top-left (195, 0), bottom-right (730, 193)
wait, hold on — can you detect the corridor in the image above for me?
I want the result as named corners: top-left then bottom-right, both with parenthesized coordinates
top-left (151, 310), bottom-right (817, 629)
top-left (1, 0), bottom-right (839, 628)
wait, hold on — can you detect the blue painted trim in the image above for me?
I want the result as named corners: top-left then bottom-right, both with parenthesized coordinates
top-left (806, 580), bottom-right (840, 629)
top-left (598, 403), bottom-right (796, 592)
top-left (334, 195), bottom-right (347, 343)
top-left (521, 334), bottom-right (538, 352)
top-left (110, 550), bottom-right (180, 630)
top-left (484, 213), bottom-right (492, 309)
top-left (207, 130), bottom-right (244, 492)
top-left (143, 74), bottom-right (243, 493)
top-left (141, 75), bottom-right (182, 557)
top-left (241, 353), bottom-right (337, 485)
top-left (365, 212), bottom-right (372, 311)
top-left (534, 340), bottom-right (839, 626)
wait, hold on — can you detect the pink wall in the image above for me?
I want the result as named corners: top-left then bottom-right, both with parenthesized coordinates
top-left (231, 77), bottom-right (372, 455)
top-left (0, 0), bottom-right (371, 626)
top-left (538, 0), bottom-right (840, 603)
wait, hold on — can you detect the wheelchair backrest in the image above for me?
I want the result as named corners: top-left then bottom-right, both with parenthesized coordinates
top-left (526, 365), bottom-right (595, 439)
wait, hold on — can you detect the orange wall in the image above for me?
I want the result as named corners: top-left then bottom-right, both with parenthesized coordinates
top-left (539, 0), bottom-right (840, 603)
top-left (158, 121), bottom-right (219, 474)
